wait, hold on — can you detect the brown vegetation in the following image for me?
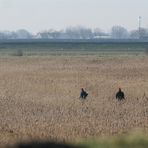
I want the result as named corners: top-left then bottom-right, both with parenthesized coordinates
top-left (0, 55), bottom-right (148, 145)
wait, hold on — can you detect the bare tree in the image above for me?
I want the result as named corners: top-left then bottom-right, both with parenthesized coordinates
top-left (65, 26), bottom-right (93, 39)
top-left (111, 26), bottom-right (129, 39)
top-left (130, 30), bottom-right (139, 39)
top-left (15, 29), bottom-right (32, 39)
top-left (139, 28), bottom-right (148, 39)
top-left (130, 28), bottom-right (148, 39)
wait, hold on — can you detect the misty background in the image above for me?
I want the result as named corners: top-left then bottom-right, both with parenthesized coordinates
top-left (0, 26), bottom-right (148, 40)
top-left (0, 0), bottom-right (148, 39)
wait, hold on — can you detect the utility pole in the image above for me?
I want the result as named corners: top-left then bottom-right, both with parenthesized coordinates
top-left (139, 16), bottom-right (142, 39)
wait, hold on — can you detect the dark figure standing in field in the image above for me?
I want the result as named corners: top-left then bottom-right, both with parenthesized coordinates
top-left (116, 88), bottom-right (125, 101)
top-left (80, 88), bottom-right (88, 99)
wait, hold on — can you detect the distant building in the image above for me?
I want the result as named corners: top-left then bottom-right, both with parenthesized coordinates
top-left (93, 35), bottom-right (111, 39)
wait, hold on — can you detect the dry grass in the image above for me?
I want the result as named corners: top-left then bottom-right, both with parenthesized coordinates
top-left (0, 55), bottom-right (148, 146)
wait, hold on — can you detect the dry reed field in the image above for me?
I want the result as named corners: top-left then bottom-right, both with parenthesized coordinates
top-left (0, 55), bottom-right (148, 146)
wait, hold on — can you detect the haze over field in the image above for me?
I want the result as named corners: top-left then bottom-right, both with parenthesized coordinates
top-left (0, 0), bottom-right (148, 39)
top-left (0, 0), bottom-right (148, 33)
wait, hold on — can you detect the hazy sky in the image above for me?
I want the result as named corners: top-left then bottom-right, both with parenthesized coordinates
top-left (0, 0), bottom-right (148, 33)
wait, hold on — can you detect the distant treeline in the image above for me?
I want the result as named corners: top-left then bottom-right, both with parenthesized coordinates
top-left (0, 26), bottom-right (148, 40)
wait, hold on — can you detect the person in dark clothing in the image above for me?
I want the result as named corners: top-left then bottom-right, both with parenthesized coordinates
top-left (80, 88), bottom-right (88, 99)
top-left (116, 88), bottom-right (125, 101)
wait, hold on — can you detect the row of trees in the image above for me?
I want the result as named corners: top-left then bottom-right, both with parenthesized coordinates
top-left (0, 29), bottom-right (32, 39)
top-left (0, 26), bottom-right (148, 39)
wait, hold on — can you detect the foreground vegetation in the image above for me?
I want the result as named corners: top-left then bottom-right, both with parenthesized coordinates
top-left (0, 55), bottom-right (147, 146)
top-left (80, 132), bottom-right (148, 148)
top-left (9, 132), bottom-right (148, 148)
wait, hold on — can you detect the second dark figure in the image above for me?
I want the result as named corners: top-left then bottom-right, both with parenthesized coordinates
top-left (80, 88), bottom-right (88, 99)
top-left (116, 88), bottom-right (125, 101)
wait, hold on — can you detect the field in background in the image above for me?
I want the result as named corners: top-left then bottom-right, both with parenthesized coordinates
top-left (0, 55), bottom-right (148, 146)
top-left (0, 41), bottom-right (148, 56)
